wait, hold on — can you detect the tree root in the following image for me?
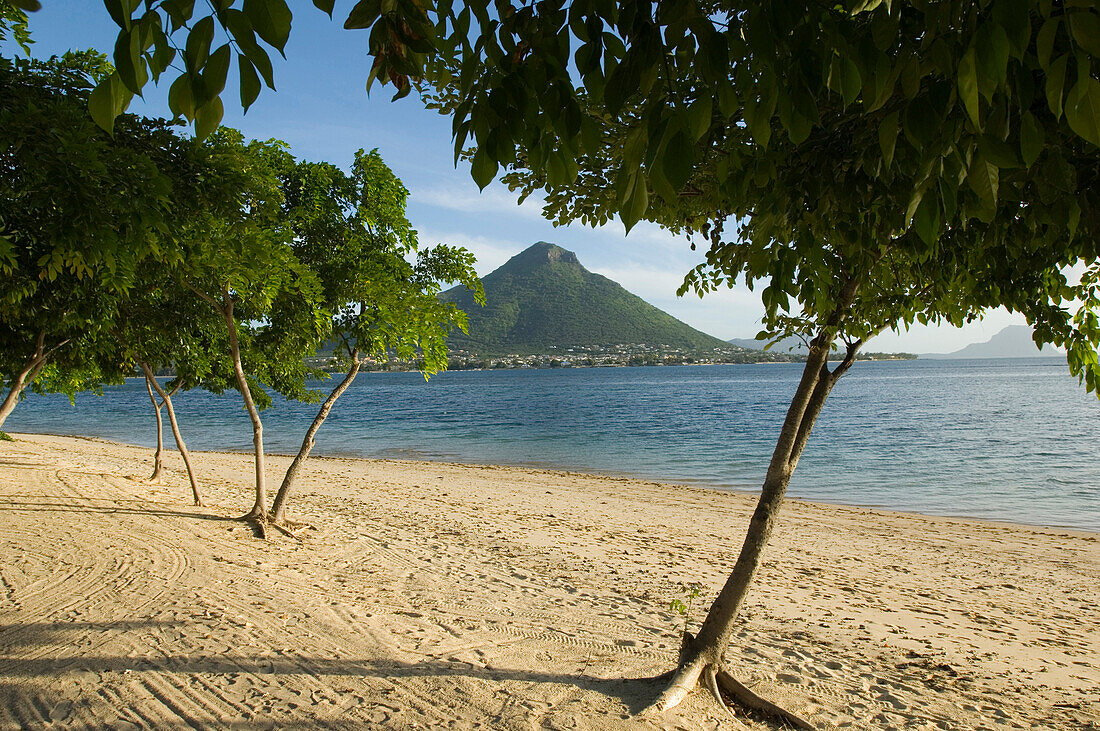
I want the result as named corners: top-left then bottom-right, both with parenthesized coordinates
top-left (267, 520), bottom-right (304, 542)
top-left (235, 511), bottom-right (268, 540)
top-left (646, 633), bottom-right (815, 730)
top-left (703, 664), bottom-right (747, 728)
top-left (715, 669), bottom-right (815, 730)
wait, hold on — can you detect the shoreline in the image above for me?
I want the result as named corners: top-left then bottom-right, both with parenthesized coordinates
top-left (1, 432), bottom-right (1098, 728)
top-left (9, 429), bottom-right (1099, 538)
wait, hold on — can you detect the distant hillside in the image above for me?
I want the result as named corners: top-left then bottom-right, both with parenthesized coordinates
top-left (925, 325), bottom-right (1062, 358)
top-left (440, 242), bottom-right (736, 355)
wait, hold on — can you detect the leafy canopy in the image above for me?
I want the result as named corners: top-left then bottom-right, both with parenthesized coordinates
top-left (67, 0), bottom-right (1100, 393)
top-left (282, 148), bottom-right (483, 377)
top-left (0, 50), bottom-right (189, 401)
top-left (0, 0), bottom-right (35, 55)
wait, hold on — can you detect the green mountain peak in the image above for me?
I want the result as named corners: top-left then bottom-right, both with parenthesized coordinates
top-left (441, 242), bottom-right (732, 355)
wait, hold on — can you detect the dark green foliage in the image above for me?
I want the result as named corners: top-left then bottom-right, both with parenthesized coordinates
top-left (283, 149), bottom-right (482, 377)
top-left (0, 51), bottom-right (182, 412)
top-left (90, 0), bottom-right (1100, 395)
top-left (440, 242), bottom-right (730, 355)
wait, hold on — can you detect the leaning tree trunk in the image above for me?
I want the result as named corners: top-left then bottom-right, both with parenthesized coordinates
top-left (144, 375), bottom-right (166, 481)
top-left (138, 361), bottom-right (203, 506)
top-left (219, 292), bottom-right (268, 521)
top-left (0, 332), bottom-right (48, 431)
top-left (650, 280), bottom-right (867, 728)
top-left (269, 354), bottom-right (361, 525)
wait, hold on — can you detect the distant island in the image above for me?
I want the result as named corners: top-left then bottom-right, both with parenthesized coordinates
top-left (922, 325), bottom-right (1063, 359)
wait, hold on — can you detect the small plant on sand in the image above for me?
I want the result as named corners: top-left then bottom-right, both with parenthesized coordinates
top-left (669, 582), bottom-right (706, 637)
top-left (0, 431), bottom-right (12, 442)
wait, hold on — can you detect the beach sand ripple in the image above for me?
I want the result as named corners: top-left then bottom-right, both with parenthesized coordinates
top-left (0, 433), bottom-right (1097, 729)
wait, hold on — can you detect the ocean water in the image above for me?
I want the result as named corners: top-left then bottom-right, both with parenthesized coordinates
top-left (6, 358), bottom-right (1099, 532)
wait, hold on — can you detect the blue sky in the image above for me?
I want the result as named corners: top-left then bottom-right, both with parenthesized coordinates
top-left (6, 1), bottom-right (1035, 353)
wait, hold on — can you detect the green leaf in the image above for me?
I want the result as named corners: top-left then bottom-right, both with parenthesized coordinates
top-left (904, 186), bottom-right (924, 227)
top-left (878, 109), bottom-right (899, 167)
top-left (184, 15), bottom-right (214, 71)
top-left (113, 28), bottom-right (147, 94)
top-left (827, 54), bottom-right (862, 107)
top-left (994, 0), bottom-right (1031, 58)
top-left (168, 73), bottom-right (195, 119)
top-left (717, 85), bottom-right (738, 119)
top-left (248, 45), bottom-right (275, 89)
top-left (966, 153), bottom-right (999, 209)
top-left (88, 74), bottom-right (132, 133)
top-left (904, 100), bottom-right (937, 146)
top-left (470, 149), bottom-right (497, 190)
top-left (1020, 111), bottom-right (1044, 166)
top-left (102, 0), bottom-right (130, 30)
top-left (150, 32), bottom-right (176, 80)
top-left (604, 54), bottom-right (641, 115)
top-left (244, 0), bottom-right (292, 54)
top-left (661, 129), bottom-right (695, 192)
top-left (620, 173), bottom-right (648, 233)
top-left (958, 46), bottom-right (981, 127)
top-left (344, 0), bottom-right (381, 29)
top-left (913, 193), bottom-right (941, 245)
top-left (238, 55), bottom-right (261, 112)
top-left (687, 96), bottom-right (712, 141)
top-left (194, 97), bottom-right (224, 139)
top-left (1036, 18), bottom-right (1059, 70)
top-left (743, 94), bottom-right (773, 148)
top-left (1046, 54), bottom-right (1068, 119)
top-left (975, 24), bottom-right (1010, 88)
top-left (312, 0), bottom-right (335, 16)
top-left (200, 44), bottom-right (232, 103)
top-left (161, 0), bottom-right (196, 32)
top-left (1065, 75), bottom-right (1100, 147)
top-left (1068, 11), bottom-right (1100, 58)
top-left (979, 134), bottom-right (1021, 168)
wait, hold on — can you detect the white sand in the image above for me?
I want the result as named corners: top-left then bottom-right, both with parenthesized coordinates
top-left (0, 432), bottom-right (1097, 729)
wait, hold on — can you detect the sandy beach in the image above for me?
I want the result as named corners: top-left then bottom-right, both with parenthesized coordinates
top-left (0, 432), bottom-right (1096, 729)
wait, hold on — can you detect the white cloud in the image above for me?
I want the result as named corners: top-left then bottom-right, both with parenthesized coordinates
top-left (414, 183), bottom-right (547, 220)
top-left (416, 229), bottom-right (524, 276)
top-left (590, 262), bottom-right (765, 339)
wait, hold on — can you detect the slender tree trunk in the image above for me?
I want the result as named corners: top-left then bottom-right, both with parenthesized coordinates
top-left (138, 361), bottom-right (203, 506)
top-left (145, 375), bottom-right (165, 481)
top-left (270, 354), bottom-right (361, 524)
top-left (651, 277), bottom-right (867, 726)
top-left (652, 340), bottom-right (842, 725)
top-left (219, 292), bottom-right (267, 520)
top-left (0, 332), bottom-right (47, 431)
top-left (690, 345), bottom-right (837, 660)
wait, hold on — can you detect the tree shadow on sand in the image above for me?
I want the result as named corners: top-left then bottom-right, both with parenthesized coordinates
top-left (0, 649), bottom-right (667, 716)
top-left (0, 497), bottom-right (231, 523)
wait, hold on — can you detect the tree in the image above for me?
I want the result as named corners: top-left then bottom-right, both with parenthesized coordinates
top-left (0, 51), bottom-right (176, 431)
top-left (142, 373), bottom-right (171, 482)
top-left (267, 149), bottom-right (482, 526)
top-left (61, 0), bottom-right (1100, 722)
top-left (173, 128), bottom-right (328, 527)
top-left (113, 264), bottom-right (236, 506)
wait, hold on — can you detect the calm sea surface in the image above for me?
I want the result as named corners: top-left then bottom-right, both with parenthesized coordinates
top-left (6, 358), bottom-right (1099, 532)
